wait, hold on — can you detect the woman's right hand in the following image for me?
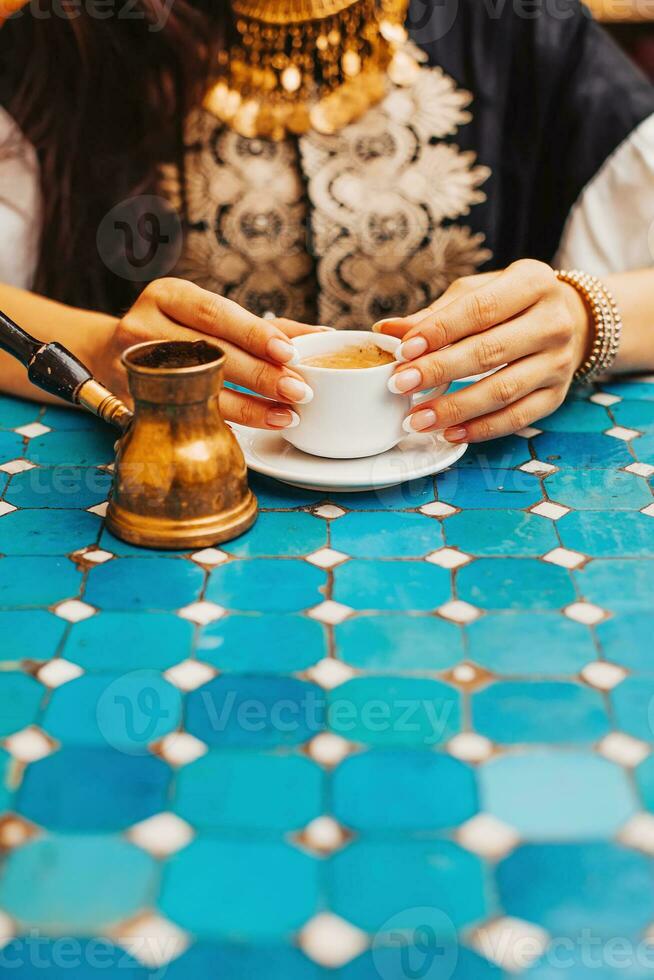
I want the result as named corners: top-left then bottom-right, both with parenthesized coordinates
top-left (93, 278), bottom-right (321, 430)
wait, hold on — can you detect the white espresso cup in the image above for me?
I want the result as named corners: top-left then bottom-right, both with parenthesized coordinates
top-left (284, 330), bottom-right (448, 459)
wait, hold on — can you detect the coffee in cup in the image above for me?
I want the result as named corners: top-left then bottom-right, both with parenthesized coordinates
top-left (301, 343), bottom-right (396, 370)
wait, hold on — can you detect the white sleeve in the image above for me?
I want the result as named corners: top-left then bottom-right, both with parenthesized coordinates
top-left (0, 106), bottom-right (41, 290)
top-left (554, 113), bottom-right (654, 276)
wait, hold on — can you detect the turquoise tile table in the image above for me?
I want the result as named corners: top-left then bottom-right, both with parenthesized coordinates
top-left (0, 380), bottom-right (653, 979)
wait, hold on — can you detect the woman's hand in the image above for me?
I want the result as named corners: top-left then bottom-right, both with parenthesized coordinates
top-left (93, 277), bottom-right (321, 430)
top-left (375, 260), bottom-right (593, 443)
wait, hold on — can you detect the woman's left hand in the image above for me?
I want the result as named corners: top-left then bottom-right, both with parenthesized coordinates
top-left (375, 260), bottom-right (593, 444)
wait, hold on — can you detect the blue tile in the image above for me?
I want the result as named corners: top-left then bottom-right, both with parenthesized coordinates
top-left (40, 406), bottom-right (107, 431)
top-left (159, 839), bottom-right (320, 939)
top-left (0, 836), bottom-right (157, 932)
top-left (445, 510), bottom-right (558, 556)
top-left (329, 840), bottom-right (487, 931)
top-left (165, 944), bottom-right (323, 980)
top-left (545, 469), bottom-right (651, 511)
top-left (539, 400), bottom-right (610, 433)
top-left (436, 467), bottom-right (542, 509)
top-left (198, 614), bottom-right (327, 672)
top-left (42, 671), bottom-right (182, 751)
top-left (206, 559), bottom-right (326, 612)
top-left (459, 435), bottom-right (530, 470)
top-left (0, 557), bottom-right (82, 607)
top-left (458, 559), bottom-right (575, 611)
top-left (467, 613), bottom-right (595, 675)
top-left (0, 938), bottom-right (147, 979)
top-left (576, 560), bottom-right (654, 612)
top-left (613, 399), bottom-right (654, 432)
top-left (481, 751), bottom-right (636, 838)
top-left (249, 473), bottom-right (323, 509)
top-left (331, 512), bottom-right (442, 557)
top-left (333, 750), bottom-right (477, 830)
top-left (498, 843), bottom-right (654, 937)
top-left (611, 676), bottom-right (654, 742)
top-left (226, 511), bottom-right (326, 557)
top-left (333, 560), bottom-right (450, 611)
top-left (0, 611), bottom-right (66, 663)
top-left (0, 509), bottom-right (101, 556)
top-left (328, 676), bottom-right (460, 747)
top-left (565, 510), bottom-right (654, 557)
top-left (0, 397), bottom-right (40, 429)
top-left (597, 613), bottom-right (654, 673)
top-left (335, 615), bottom-right (464, 671)
top-left (174, 751), bottom-right (323, 831)
top-left (97, 528), bottom-right (189, 558)
top-left (636, 755), bottom-right (654, 813)
top-left (603, 381), bottom-right (654, 401)
top-left (530, 431), bottom-right (632, 469)
top-left (26, 430), bottom-right (116, 467)
top-left (4, 467), bottom-right (112, 510)
top-left (64, 612), bottom-right (194, 671)
top-left (0, 672), bottom-right (44, 737)
top-left (17, 746), bottom-right (171, 831)
top-left (472, 681), bottom-right (609, 744)
top-left (330, 478), bottom-right (436, 510)
top-left (186, 675), bottom-right (324, 748)
top-left (340, 946), bottom-right (501, 980)
top-left (0, 430), bottom-right (24, 460)
top-left (85, 558), bottom-right (204, 611)
top-left (0, 748), bottom-right (13, 812)
top-left (523, 950), bottom-right (654, 980)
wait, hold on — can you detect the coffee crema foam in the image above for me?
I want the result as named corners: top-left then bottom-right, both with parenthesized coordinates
top-left (301, 343), bottom-right (396, 370)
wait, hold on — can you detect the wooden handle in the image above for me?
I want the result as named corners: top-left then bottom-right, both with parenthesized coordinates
top-left (0, 309), bottom-right (93, 403)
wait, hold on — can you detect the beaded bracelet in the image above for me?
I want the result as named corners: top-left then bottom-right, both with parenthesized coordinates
top-left (555, 269), bottom-right (623, 383)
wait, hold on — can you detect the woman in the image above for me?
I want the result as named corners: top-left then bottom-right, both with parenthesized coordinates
top-left (1, 0), bottom-right (653, 444)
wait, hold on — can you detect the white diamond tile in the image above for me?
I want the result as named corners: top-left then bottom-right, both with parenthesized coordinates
top-left (80, 548), bottom-right (114, 564)
top-left (154, 732), bottom-right (208, 767)
top-left (53, 599), bottom-right (96, 623)
top-left (642, 504), bottom-right (654, 519)
top-left (419, 501), bottom-right (457, 518)
top-left (605, 426), bottom-right (640, 441)
top-left (87, 501), bottom-right (108, 517)
top-left (457, 813), bottom-right (520, 860)
top-left (15, 422), bottom-right (50, 439)
top-left (519, 459), bottom-right (557, 476)
top-left (307, 732), bottom-right (353, 768)
top-left (299, 913), bottom-right (368, 968)
top-left (0, 501), bottom-right (17, 517)
top-left (543, 547), bottom-right (586, 569)
top-left (564, 602), bottom-right (607, 626)
top-left (590, 392), bottom-right (622, 406)
top-left (314, 504), bottom-right (346, 519)
top-left (306, 548), bottom-right (350, 569)
top-left (597, 732), bottom-right (651, 768)
top-left (306, 657), bottom-right (356, 689)
top-left (301, 816), bottom-right (348, 854)
top-left (0, 910), bottom-right (14, 949)
top-left (4, 726), bottom-right (56, 763)
top-left (37, 658), bottom-right (84, 689)
top-left (177, 601), bottom-right (225, 626)
top-left (516, 426), bottom-right (542, 438)
top-left (164, 659), bottom-right (217, 692)
top-left (451, 663), bottom-right (480, 685)
top-left (447, 732), bottom-right (494, 763)
top-left (471, 917), bottom-right (549, 973)
top-left (0, 458), bottom-right (35, 475)
top-left (115, 914), bottom-right (190, 968)
top-left (438, 600), bottom-right (481, 624)
top-left (624, 462), bottom-right (654, 478)
top-left (308, 600), bottom-right (353, 625)
top-left (426, 548), bottom-right (472, 569)
top-left (617, 813), bottom-right (654, 855)
top-left (0, 814), bottom-right (36, 850)
top-left (581, 661), bottom-right (627, 691)
top-left (190, 548), bottom-right (229, 567)
top-left (127, 812), bottom-right (194, 858)
top-left (529, 501), bottom-right (570, 520)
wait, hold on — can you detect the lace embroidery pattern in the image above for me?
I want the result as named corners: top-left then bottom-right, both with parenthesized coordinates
top-left (169, 65), bottom-right (492, 327)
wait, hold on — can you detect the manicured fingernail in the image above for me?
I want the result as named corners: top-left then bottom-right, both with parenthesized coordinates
top-left (388, 368), bottom-right (421, 394)
top-left (444, 427), bottom-right (467, 443)
top-left (403, 409), bottom-right (437, 433)
top-left (267, 408), bottom-right (300, 429)
top-left (396, 336), bottom-right (428, 362)
top-left (317, 325), bottom-right (336, 331)
top-left (372, 318), bottom-right (399, 333)
top-left (277, 377), bottom-right (314, 404)
top-left (267, 338), bottom-right (299, 364)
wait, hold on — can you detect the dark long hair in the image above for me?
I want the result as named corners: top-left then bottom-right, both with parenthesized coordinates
top-left (2, 0), bottom-right (222, 313)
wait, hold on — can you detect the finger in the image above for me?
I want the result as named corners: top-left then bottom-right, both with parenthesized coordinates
top-left (372, 273), bottom-right (503, 336)
top-left (443, 387), bottom-right (563, 444)
top-left (389, 310), bottom-right (547, 394)
top-left (403, 355), bottom-right (558, 434)
top-left (219, 388), bottom-right (300, 430)
top-left (220, 340), bottom-right (313, 404)
top-left (148, 279), bottom-right (300, 365)
top-left (272, 318), bottom-right (336, 338)
top-left (393, 261), bottom-right (556, 361)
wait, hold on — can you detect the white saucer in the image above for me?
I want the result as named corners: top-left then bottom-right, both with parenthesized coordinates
top-left (232, 424), bottom-right (468, 492)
